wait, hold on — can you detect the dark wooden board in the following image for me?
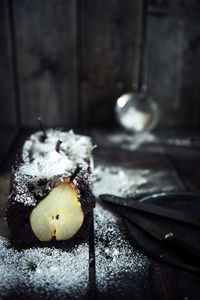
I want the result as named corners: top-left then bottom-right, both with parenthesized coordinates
top-left (12, 0), bottom-right (78, 128)
top-left (148, 262), bottom-right (200, 300)
top-left (165, 146), bottom-right (200, 192)
top-left (0, 130), bottom-right (200, 299)
top-left (93, 147), bottom-right (184, 195)
top-left (92, 131), bottom-right (200, 299)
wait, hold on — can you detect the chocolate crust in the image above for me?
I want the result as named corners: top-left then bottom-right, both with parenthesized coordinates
top-left (7, 130), bottom-right (95, 246)
top-left (7, 167), bottom-right (95, 246)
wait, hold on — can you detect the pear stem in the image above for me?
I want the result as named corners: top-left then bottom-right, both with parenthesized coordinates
top-left (37, 117), bottom-right (47, 142)
top-left (56, 139), bottom-right (63, 153)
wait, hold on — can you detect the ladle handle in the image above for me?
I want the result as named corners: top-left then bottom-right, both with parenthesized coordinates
top-left (133, 0), bottom-right (148, 93)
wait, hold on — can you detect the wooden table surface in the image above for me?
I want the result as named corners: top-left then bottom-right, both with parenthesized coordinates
top-left (0, 128), bottom-right (200, 300)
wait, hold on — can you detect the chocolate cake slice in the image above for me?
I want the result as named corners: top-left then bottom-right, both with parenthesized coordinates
top-left (7, 129), bottom-right (95, 245)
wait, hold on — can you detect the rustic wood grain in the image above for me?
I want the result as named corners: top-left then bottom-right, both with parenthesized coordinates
top-left (179, 0), bottom-right (200, 127)
top-left (0, 128), bottom-right (18, 170)
top-left (12, 0), bottom-right (78, 128)
top-left (79, 0), bottom-right (144, 128)
top-left (147, 10), bottom-right (183, 126)
top-left (0, 0), bottom-right (18, 128)
top-left (147, 0), bottom-right (200, 128)
top-left (165, 146), bottom-right (200, 192)
top-left (91, 131), bottom-right (200, 299)
top-left (92, 137), bottom-right (187, 299)
top-left (0, 128), bottom-right (29, 174)
top-left (155, 263), bottom-right (200, 300)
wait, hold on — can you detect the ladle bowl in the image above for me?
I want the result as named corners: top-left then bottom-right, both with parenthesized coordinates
top-left (115, 91), bottom-right (159, 132)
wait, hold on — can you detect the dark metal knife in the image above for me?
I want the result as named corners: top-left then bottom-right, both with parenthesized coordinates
top-left (100, 193), bottom-right (200, 228)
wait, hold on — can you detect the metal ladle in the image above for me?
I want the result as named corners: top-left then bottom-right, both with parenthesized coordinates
top-left (115, 0), bottom-right (159, 133)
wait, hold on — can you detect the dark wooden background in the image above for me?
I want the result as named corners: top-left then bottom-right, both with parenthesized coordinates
top-left (1, 0), bottom-right (200, 130)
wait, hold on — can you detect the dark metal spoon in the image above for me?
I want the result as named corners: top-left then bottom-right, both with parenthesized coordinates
top-left (117, 206), bottom-right (200, 265)
top-left (100, 193), bottom-right (200, 228)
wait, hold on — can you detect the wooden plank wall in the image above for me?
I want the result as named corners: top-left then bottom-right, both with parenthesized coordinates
top-left (13, 0), bottom-right (78, 128)
top-left (79, 0), bottom-right (143, 128)
top-left (0, 0), bottom-right (200, 130)
top-left (0, 0), bottom-right (19, 162)
top-left (0, 0), bottom-right (18, 128)
top-left (147, 0), bottom-right (200, 128)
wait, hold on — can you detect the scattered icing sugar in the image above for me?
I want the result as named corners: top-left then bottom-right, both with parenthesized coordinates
top-left (12, 129), bottom-right (94, 206)
top-left (93, 131), bottom-right (157, 151)
top-left (19, 151), bottom-right (73, 179)
top-left (22, 129), bottom-right (92, 164)
top-left (93, 165), bottom-right (150, 294)
top-left (0, 173), bottom-right (89, 298)
top-left (94, 165), bottom-right (149, 197)
top-left (0, 237), bottom-right (89, 299)
top-left (93, 164), bottom-right (178, 198)
top-left (0, 159), bottom-right (151, 298)
top-left (107, 131), bottom-right (158, 151)
top-left (94, 203), bottom-right (150, 293)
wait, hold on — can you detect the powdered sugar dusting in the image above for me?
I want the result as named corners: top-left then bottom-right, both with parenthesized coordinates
top-left (0, 236), bottom-right (89, 299)
top-left (93, 165), bottom-right (150, 294)
top-left (20, 151), bottom-right (73, 179)
top-left (93, 164), bottom-right (178, 199)
top-left (0, 173), bottom-right (90, 299)
top-left (94, 131), bottom-right (157, 151)
top-left (23, 129), bottom-right (92, 166)
top-left (94, 203), bottom-right (149, 293)
top-left (0, 158), bottom-right (151, 298)
top-left (94, 165), bottom-right (148, 197)
top-left (12, 129), bottom-right (94, 206)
